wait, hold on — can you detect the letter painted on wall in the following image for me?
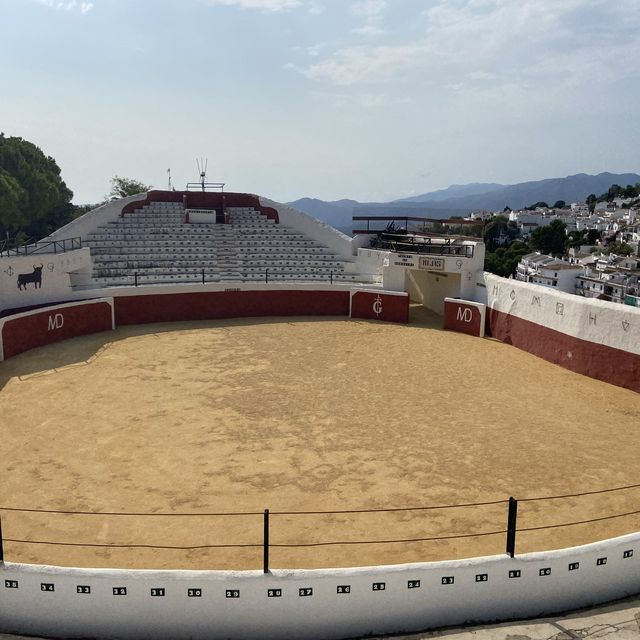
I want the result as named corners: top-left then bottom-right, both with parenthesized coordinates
top-left (48, 313), bottom-right (64, 331)
top-left (350, 289), bottom-right (409, 324)
top-left (1, 301), bottom-right (113, 360)
top-left (372, 295), bottom-right (383, 317)
top-left (444, 298), bottom-right (486, 338)
top-left (418, 257), bottom-right (445, 271)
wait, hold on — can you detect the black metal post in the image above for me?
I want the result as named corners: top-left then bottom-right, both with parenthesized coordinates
top-left (134, 272), bottom-right (138, 287)
top-left (263, 509), bottom-right (269, 574)
top-left (0, 514), bottom-right (4, 563)
top-left (330, 271), bottom-right (333, 285)
top-left (506, 496), bottom-right (518, 558)
top-left (265, 268), bottom-right (269, 284)
top-left (202, 269), bottom-right (205, 285)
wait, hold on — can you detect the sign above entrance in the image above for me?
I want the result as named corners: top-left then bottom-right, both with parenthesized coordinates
top-left (391, 254), bottom-right (418, 268)
top-left (418, 256), bottom-right (445, 271)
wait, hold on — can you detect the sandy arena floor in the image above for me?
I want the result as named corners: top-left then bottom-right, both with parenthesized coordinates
top-left (0, 309), bottom-right (639, 571)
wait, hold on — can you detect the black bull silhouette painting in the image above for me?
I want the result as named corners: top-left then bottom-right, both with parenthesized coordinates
top-left (17, 264), bottom-right (44, 291)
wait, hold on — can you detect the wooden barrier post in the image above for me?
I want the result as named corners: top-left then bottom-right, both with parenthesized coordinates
top-left (506, 496), bottom-right (518, 558)
top-left (263, 509), bottom-right (270, 574)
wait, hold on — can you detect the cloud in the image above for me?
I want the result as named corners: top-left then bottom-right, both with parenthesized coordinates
top-left (310, 89), bottom-right (411, 109)
top-left (204, 0), bottom-right (302, 11)
top-left (308, 1), bottom-right (325, 15)
top-left (297, 0), bottom-right (640, 90)
top-left (37, 0), bottom-right (94, 13)
top-left (350, 0), bottom-right (386, 37)
top-left (349, 0), bottom-right (386, 17)
top-left (301, 43), bottom-right (427, 85)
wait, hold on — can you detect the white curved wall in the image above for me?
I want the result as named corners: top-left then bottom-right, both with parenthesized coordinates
top-left (485, 273), bottom-right (640, 356)
top-left (0, 248), bottom-right (91, 313)
top-left (260, 197), bottom-right (355, 260)
top-left (44, 193), bottom-right (147, 243)
top-left (1, 533), bottom-right (638, 640)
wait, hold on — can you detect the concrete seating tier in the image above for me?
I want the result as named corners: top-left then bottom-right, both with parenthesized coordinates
top-left (77, 201), bottom-right (373, 289)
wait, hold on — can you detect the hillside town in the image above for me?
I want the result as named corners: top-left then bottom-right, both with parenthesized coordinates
top-left (467, 189), bottom-right (640, 306)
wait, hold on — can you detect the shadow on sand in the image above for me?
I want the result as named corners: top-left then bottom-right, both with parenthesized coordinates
top-left (0, 306), bottom-right (444, 391)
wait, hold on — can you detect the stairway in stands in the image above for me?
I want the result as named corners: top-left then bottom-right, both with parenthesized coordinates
top-left (78, 201), bottom-right (374, 289)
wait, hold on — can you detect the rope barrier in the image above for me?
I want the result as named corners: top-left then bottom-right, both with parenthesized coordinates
top-left (518, 508), bottom-right (640, 533)
top-left (0, 480), bottom-right (637, 520)
top-left (4, 539), bottom-right (260, 550)
top-left (0, 498), bottom-right (508, 517)
top-left (4, 529), bottom-right (506, 550)
top-left (271, 499), bottom-right (507, 515)
top-left (0, 506), bottom-right (262, 517)
top-left (4, 508), bottom-right (639, 551)
top-left (519, 481), bottom-right (640, 503)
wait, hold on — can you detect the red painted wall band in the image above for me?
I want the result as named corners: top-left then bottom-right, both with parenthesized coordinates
top-left (2, 302), bottom-right (113, 360)
top-left (488, 308), bottom-right (640, 393)
top-left (114, 290), bottom-right (350, 326)
top-left (121, 191), bottom-right (280, 223)
top-left (444, 300), bottom-right (483, 337)
top-left (350, 291), bottom-right (409, 323)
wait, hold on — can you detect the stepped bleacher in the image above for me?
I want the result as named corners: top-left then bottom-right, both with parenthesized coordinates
top-left (80, 198), bottom-right (372, 288)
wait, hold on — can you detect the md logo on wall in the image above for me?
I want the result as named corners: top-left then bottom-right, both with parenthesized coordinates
top-left (0, 300), bottom-right (114, 360)
top-left (443, 298), bottom-right (486, 337)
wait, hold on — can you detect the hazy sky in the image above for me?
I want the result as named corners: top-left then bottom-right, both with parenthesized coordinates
top-left (1, 0), bottom-right (639, 204)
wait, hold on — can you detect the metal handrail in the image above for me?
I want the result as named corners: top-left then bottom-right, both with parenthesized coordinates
top-left (0, 237), bottom-right (82, 257)
top-left (83, 269), bottom-right (384, 288)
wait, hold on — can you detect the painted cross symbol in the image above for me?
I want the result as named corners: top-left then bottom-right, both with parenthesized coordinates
top-left (4, 266), bottom-right (14, 276)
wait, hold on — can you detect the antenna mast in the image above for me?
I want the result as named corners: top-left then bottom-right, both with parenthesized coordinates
top-left (197, 158), bottom-right (208, 193)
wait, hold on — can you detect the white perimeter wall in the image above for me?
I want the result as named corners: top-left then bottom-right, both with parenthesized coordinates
top-left (0, 249), bottom-right (91, 313)
top-left (1, 533), bottom-right (638, 640)
top-left (484, 273), bottom-right (640, 356)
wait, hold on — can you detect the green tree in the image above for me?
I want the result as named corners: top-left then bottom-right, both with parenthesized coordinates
top-left (586, 194), bottom-right (597, 213)
top-left (482, 215), bottom-right (508, 251)
top-left (108, 175), bottom-right (152, 200)
top-left (0, 133), bottom-right (74, 240)
top-left (529, 219), bottom-right (567, 256)
top-left (605, 184), bottom-right (623, 201)
top-left (553, 200), bottom-right (566, 209)
top-left (606, 242), bottom-right (634, 256)
top-left (483, 241), bottom-right (530, 277)
top-left (586, 229), bottom-right (602, 244)
top-left (526, 201), bottom-right (549, 210)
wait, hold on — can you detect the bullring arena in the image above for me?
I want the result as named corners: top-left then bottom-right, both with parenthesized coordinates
top-left (2, 310), bottom-right (640, 573)
top-left (0, 190), bottom-right (639, 640)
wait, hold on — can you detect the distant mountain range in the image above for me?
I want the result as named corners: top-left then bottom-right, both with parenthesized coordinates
top-left (287, 172), bottom-right (640, 230)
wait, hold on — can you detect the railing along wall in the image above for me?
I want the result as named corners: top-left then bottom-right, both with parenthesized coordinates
top-left (1, 481), bottom-right (638, 570)
top-left (0, 237), bottom-right (82, 258)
